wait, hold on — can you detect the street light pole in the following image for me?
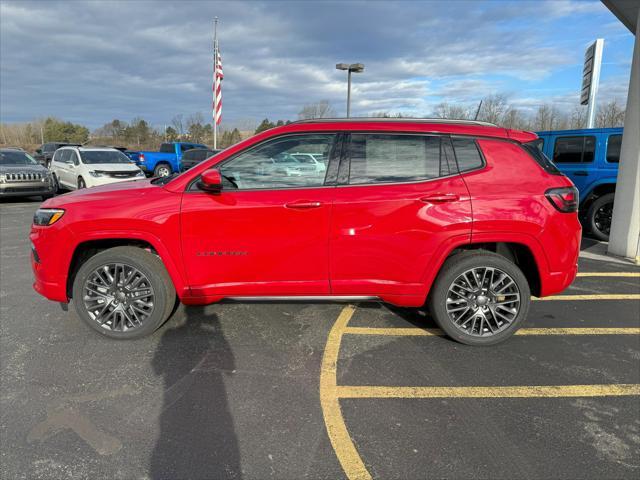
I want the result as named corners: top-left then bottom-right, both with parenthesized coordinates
top-left (347, 70), bottom-right (352, 117)
top-left (336, 63), bottom-right (364, 118)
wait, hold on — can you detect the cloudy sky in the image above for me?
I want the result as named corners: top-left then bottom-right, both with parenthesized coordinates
top-left (0, 0), bottom-right (634, 130)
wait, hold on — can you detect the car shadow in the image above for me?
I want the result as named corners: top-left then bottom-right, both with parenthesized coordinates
top-left (149, 306), bottom-right (242, 479)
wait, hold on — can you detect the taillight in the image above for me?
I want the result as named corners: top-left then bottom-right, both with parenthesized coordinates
top-left (138, 153), bottom-right (145, 162)
top-left (545, 187), bottom-right (579, 213)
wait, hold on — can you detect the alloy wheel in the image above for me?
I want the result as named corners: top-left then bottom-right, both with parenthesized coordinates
top-left (156, 166), bottom-right (171, 177)
top-left (593, 203), bottom-right (612, 237)
top-left (82, 263), bottom-right (155, 332)
top-left (445, 266), bottom-right (521, 337)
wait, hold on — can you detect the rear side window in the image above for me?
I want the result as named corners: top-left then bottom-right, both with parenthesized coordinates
top-left (348, 134), bottom-right (449, 185)
top-left (451, 137), bottom-right (484, 172)
top-left (553, 136), bottom-right (595, 163)
top-left (522, 142), bottom-right (562, 175)
top-left (606, 134), bottom-right (622, 163)
top-left (159, 143), bottom-right (174, 153)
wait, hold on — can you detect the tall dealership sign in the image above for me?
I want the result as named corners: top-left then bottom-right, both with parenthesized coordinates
top-left (580, 39), bottom-right (604, 129)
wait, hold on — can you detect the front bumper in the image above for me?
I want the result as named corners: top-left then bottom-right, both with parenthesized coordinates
top-left (30, 224), bottom-right (74, 303)
top-left (0, 181), bottom-right (55, 197)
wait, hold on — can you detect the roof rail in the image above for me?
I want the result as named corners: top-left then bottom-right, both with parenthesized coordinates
top-left (289, 117), bottom-right (498, 127)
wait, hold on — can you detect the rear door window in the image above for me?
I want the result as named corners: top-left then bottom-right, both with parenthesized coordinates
top-left (606, 134), bottom-right (622, 163)
top-left (451, 137), bottom-right (484, 172)
top-left (553, 136), bottom-right (595, 163)
top-left (348, 134), bottom-right (447, 185)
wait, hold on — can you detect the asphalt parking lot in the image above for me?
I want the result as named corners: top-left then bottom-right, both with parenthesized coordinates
top-left (1, 198), bottom-right (639, 480)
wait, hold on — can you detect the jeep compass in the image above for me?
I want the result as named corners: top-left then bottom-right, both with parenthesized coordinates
top-left (31, 119), bottom-right (581, 345)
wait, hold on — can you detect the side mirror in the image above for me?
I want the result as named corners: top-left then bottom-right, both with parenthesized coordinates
top-left (198, 168), bottom-right (223, 193)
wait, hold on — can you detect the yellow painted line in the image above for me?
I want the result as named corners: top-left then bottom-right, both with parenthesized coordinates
top-left (344, 327), bottom-right (640, 336)
top-left (337, 384), bottom-right (640, 399)
top-left (577, 272), bottom-right (640, 277)
top-left (320, 305), bottom-right (372, 480)
top-left (535, 294), bottom-right (640, 301)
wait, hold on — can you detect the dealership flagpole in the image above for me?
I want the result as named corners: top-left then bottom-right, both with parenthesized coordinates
top-left (213, 17), bottom-right (218, 149)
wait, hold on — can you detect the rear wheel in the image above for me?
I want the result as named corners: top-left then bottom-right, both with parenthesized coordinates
top-left (153, 163), bottom-right (172, 177)
top-left (428, 251), bottom-right (530, 346)
top-left (72, 246), bottom-right (176, 339)
top-left (587, 193), bottom-right (614, 242)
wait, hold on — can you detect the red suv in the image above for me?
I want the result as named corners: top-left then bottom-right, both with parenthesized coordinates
top-left (31, 119), bottom-right (581, 345)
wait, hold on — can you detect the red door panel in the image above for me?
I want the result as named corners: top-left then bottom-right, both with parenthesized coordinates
top-left (329, 176), bottom-right (472, 298)
top-left (181, 188), bottom-right (334, 296)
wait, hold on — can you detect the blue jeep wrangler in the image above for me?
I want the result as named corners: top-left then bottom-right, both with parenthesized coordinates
top-left (535, 127), bottom-right (622, 241)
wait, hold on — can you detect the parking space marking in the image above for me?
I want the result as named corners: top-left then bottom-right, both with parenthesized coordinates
top-left (321, 304), bottom-right (640, 480)
top-left (577, 272), bottom-right (640, 277)
top-left (336, 384), bottom-right (640, 399)
top-left (344, 327), bottom-right (640, 336)
top-left (534, 294), bottom-right (640, 301)
top-left (320, 305), bottom-right (372, 480)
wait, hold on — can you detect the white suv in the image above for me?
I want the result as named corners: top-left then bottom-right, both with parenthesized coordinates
top-left (50, 147), bottom-right (144, 190)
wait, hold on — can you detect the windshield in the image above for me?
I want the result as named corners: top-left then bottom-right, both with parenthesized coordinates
top-left (80, 150), bottom-right (132, 164)
top-left (0, 150), bottom-right (39, 166)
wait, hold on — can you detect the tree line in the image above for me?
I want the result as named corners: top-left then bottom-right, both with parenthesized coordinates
top-left (0, 95), bottom-right (625, 152)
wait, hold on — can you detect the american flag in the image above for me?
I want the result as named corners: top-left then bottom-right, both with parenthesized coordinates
top-left (213, 43), bottom-right (223, 126)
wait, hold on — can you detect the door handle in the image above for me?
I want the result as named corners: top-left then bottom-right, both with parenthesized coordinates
top-left (573, 171), bottom-right (588, 176)
top-left (285, 201), bottom-right (322, 209)
top-left (419, 194), bottom-right (459, 203)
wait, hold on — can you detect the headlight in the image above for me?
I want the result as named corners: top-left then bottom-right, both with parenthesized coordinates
top-left (33, 208), bottom-right (65, 226)
top-left (89, 171), bottom-right (103, 178)
top-left (136, 171), bottom-right (145, 177)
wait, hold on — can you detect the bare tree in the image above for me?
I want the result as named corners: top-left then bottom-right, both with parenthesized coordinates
top-left (431, 102), bottom-right (471, 120)
top-left (298, 100), bottom-right (335, 120)
top-left (476, 94), bottom-right (509, 124)
top-left (569, 106), bottom-right (587, 129)
top-left (532, 104), bottom-right (561, 131)
top-left (501, 108), bottom-right (527, 130)
top-left (370, 111), bottom-right (405, 118)
top-left (596, 99), bottom-right (625, 128)
top-left (171, 114), bottom-right (185, 136)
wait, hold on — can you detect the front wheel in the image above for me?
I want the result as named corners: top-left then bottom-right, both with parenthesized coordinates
top-left (587, 193), bottom-right (614, 242)
top-left (72, 246), bottom-right (177, 339)
top-left (428, 251), bottom-right (531, 346)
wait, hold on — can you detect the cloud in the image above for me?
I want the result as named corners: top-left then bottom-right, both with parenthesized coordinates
top-left (0, 0), bottom-right (633, 129)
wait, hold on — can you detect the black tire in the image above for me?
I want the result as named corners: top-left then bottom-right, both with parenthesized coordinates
top-left (77, 177), bottom-right (86, 189)
top-left (153, 163), bottom-right (172, 177)
top-left (72, 246), bottom-right (176, 339)
top-left (428, 251), bottom-right (531, 346)
top-left (40, 194), bottom-right (54, 201)
top-left (587, 193), bottom-right (614, 242)
top-left (51, 173), bottom-right (61, 193)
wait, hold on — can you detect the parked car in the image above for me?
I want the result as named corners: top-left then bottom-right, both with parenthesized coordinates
top-left (31, 118), bottom-right (580, 345)
top-left (535, 128), bottom-right (621, 241)
top-left (1, 148), bottom-right (56, 200)
top-left (127, 142), bottom-right (209, 177)
top-left (289, 152), bottom-right (327, 174)
top-left (49, 146), bottom-right (145, 191)
top-left (33, 142), bottom-right (81, 168)
top-left (180, 148), bottom-right (221, 171)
